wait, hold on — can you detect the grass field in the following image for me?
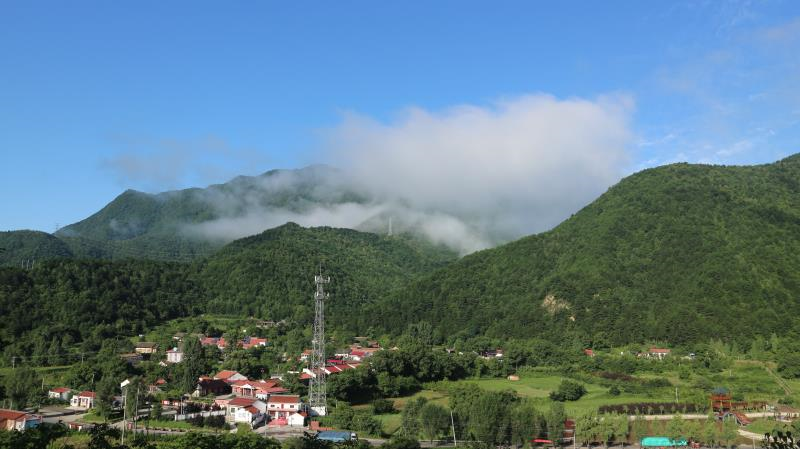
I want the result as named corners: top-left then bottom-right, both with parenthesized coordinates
top-left (745, 418), bottom-right (792, 435)
top-left (374, 359), bottom-right (794, 436)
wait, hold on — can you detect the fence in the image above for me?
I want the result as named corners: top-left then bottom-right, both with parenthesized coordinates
top-left (175, 410), bottom-right (226, 421)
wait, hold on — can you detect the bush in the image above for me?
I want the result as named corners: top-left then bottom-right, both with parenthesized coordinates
top-left (187, 415), bottom-right (205, 427)
top-left (373, 398), bottom-right (396, 414)
top-left (609, 385), bottom-right (621, 396)
top-left (206, 415), bottom-right (226, 428)
top-left (549, 379), bottom-right (587, 401)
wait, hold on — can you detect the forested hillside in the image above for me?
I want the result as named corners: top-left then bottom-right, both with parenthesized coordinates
top-left (0, 230), bottom-right (74, 266)
top-left (377, 156), bottom-right (800, 348)
top-left (0, 259), bottom-right (204, 363)
top-left (198, 223), bottom-right (456, 327)
top-left (0, 224), bottom-right (456, 365)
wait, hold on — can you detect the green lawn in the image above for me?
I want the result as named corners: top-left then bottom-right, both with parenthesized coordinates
top-left (376, 360), bottom-right (792, 426)
top-left (423, 373), bottom-right (677, 415)
top-left (375, 413), bottom-right (402, 435)
top-left (745, 419), bottom-right (792, 435)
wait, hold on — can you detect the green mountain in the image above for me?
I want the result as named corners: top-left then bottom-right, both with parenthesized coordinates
top-left (0, 223), bottom-right (456, 361)
top-left (53, 165), bottom-right (367, 260)
top-left (0, 230), bottom-right (74, 267)
top-left (198, 222), bottom-right (457, 328)
top-left (377, 156), bottom-right (800, 348)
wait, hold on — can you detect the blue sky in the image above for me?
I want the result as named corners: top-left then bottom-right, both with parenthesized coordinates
top-left (2, 1), bottom-right (800, 232)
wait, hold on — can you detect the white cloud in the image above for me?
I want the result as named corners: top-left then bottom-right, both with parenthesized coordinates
top-left (179, 94), bottom-right (635, 254)
top-left (324, 94), bottom-right (634, 246)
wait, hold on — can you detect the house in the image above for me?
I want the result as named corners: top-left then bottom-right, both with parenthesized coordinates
top-left (299, 349), bottom-right (312, 362)
top-left (0, 409), bottom-right (42, 431)
top-left (48, 387), bottom-right (72, 401)
top-left (214, 370), bottom-right (248, 383)
top-left (134, 342), bottom-right (158, 355)
top-left (346, 344), bottom-right (382, 362)
top-left (288, 411), bottom-right (307, 427)
top-left (648, 348), bottom-right (671, 360)
top-left (266, 395), bottom-right (302, 419)
top-left (200, 336), bottom-right (228, 351)
top-left (194, 379), bottom-right (232, 397)
top-left (231, 379), bottom-right (287, 399)
top-left (241, 336), bottom-right (268, 349)
top-left (226, 397), bottom-right (267, 421)
top-left (478, 349), bottom-right (504, 359)
top-left (166, 348), bottom-right (184, 363)
top-left (584, 349), bottom-right (595, 357)
top-left (148, 379), bottom-right (167, 395)
top-left (234, 405), bottom-right (266, 427)
top-left (70, 391), bottom-right (96, 409)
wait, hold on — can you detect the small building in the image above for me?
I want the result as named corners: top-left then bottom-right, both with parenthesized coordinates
top-left (234, 405), bottom-right (265, 427)
top-left (70, 391), bottom-right (96, 409)
top-left (166, 348), bottom-right (184, 363)
top-left (194, 379), bottom-right (232, 397)
top-left (48, 387), bottom-right (72, 401)
top-left (134, 342), bottom-right (158, 355)
top-left (226, 397), bottom-right (266, 421)
top-left (648, 348), bottom-right (671, 360)
top-left (0, 409), bottom-right (41, 431)
top-left (241, 336), bottom-right (268, 349)
top-left (584, 349), bottom-right (595, 357)
top-left (214, 370), bottom-right (248, 383)
top-left (288, 411), bottom-right (307, 427)
top-left (267, 395), bottom-right (302, 419)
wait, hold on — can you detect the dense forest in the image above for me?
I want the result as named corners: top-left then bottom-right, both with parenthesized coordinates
top-left (0, 224), bottom-right (456, 365)
top-left (4, 156), bottom-right (800, 364)
top-left (375, 156), bottom-right (800, 347)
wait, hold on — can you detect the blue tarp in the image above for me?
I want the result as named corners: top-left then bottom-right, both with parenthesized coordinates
top-left (317, 431), bottom-right (353, 442)
top-left (641, 437), bottom-right (688, 447)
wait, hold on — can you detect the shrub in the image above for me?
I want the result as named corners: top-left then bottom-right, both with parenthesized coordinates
top-left (373, 399), bottom-right (396, 414)
top-left (549, 379), bottom-right (587, 401)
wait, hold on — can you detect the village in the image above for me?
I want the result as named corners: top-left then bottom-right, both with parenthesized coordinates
top-left (3, 323), bottom-right (800, 449)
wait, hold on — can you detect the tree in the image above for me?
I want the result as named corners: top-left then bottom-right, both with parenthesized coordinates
top-left (402, 397), bottom-right (427, 437)
top-left (419, 403), bottom-right (450, 443)
top-left (547, 402), bottom-right (566, 448)
top-left (667, 414), bottom-right (684, 444)
top-left (702, 417), bottom-right (718, 448)
top-left (720, 419), bottom-right (738, 448)
top-left (511, 400), bottom-right (540, 448)
top-left (150, 401), bottom-right (162, 420)
top-left (3, 366), bottom-right (41, 409)
top-left (330, 403), bottom-right (356, 430)
top-left (94, 376), bottom-right (118, 419)
top-left (179, 336), bottom-right (210, 393)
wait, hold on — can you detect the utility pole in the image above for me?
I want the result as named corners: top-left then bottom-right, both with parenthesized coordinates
top-left (450, 409), bottom-right (457, 447)
top-left (121, 379), bottom-right (131, 445)
top-left (309, 269), bottom-right (330, 416)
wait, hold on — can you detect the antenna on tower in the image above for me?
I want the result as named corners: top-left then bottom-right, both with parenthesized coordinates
top-left (309, 268), bottom-right (330, 416)
top-left (388, 216), bottom-right (393, 236)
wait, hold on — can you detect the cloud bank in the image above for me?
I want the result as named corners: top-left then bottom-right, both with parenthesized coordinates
top-left (184, 94), bottom-right (634, 254)
top-left (327, 94), bottom-right (633, 250)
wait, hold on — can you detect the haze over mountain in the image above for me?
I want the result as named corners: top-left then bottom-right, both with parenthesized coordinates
top-left (376, 154), bottom-right (800, 347)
